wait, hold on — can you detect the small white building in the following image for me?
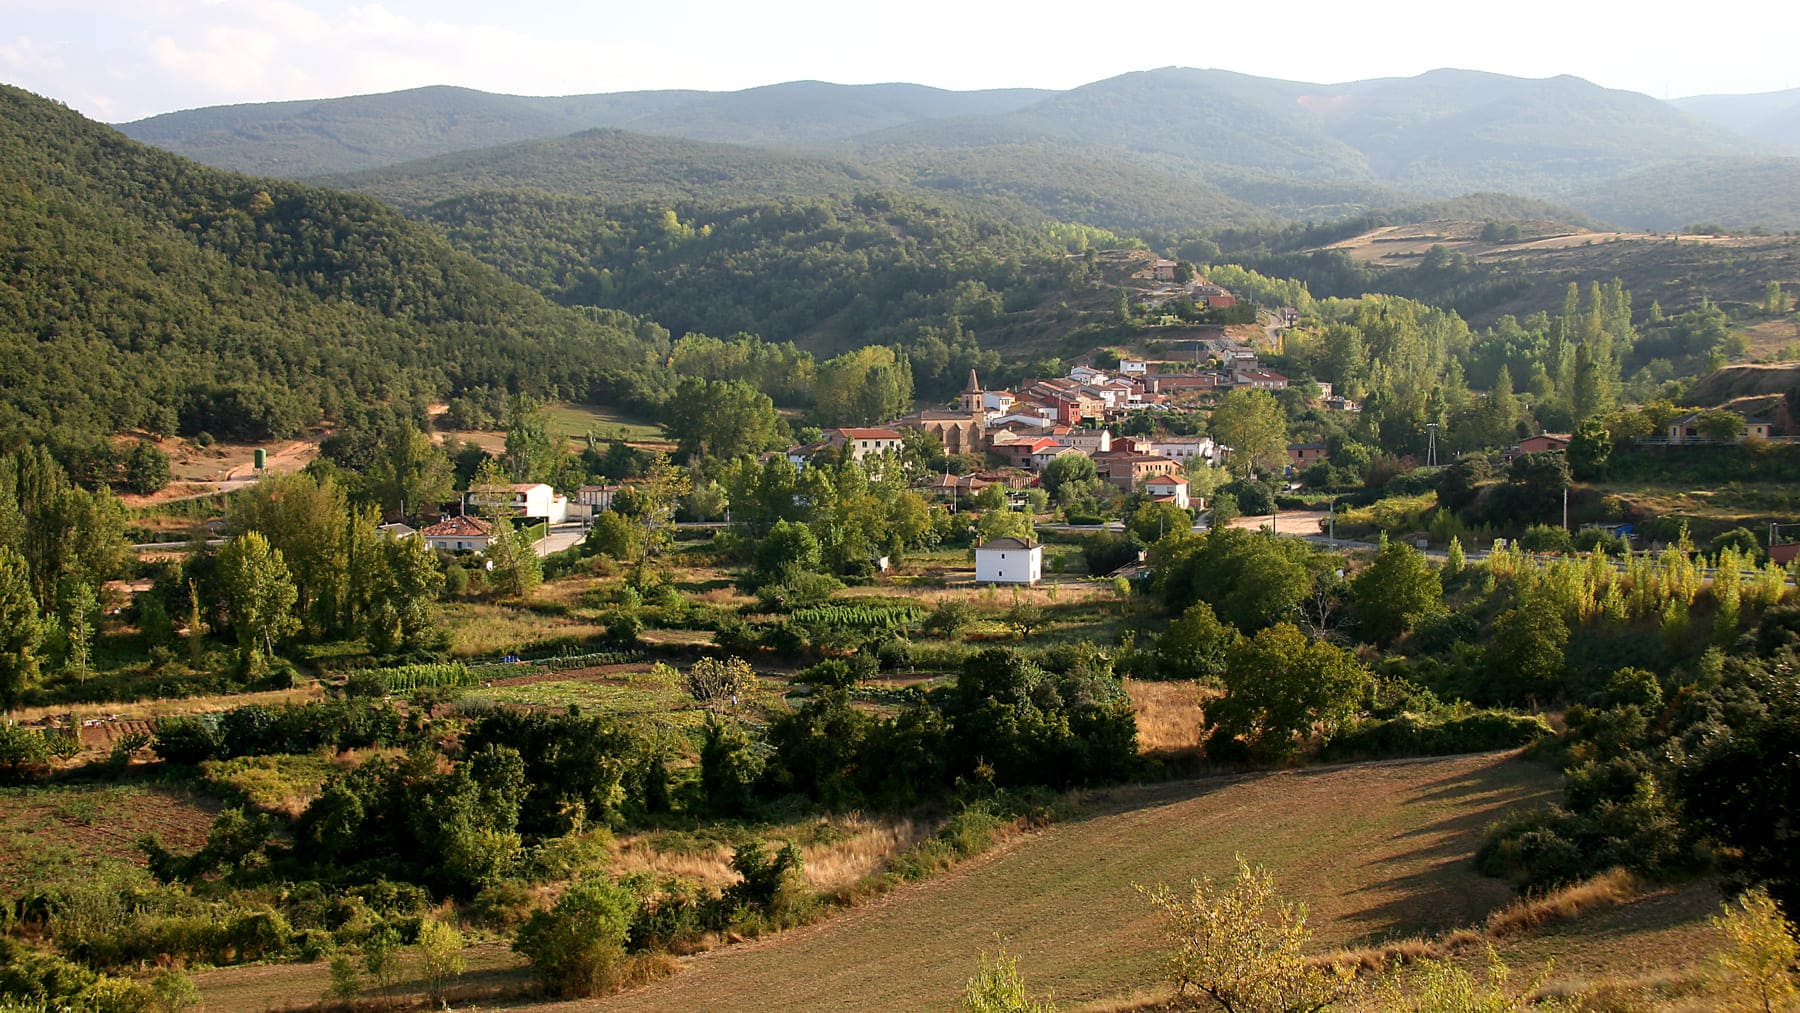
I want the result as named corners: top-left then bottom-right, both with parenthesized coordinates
top-left (974, 537), bottom-right (1043, 585)
top-left (1150, 437), bottom-right (1218, 465)
top-left (463, 483), bottom-right (569, 524)
top-left (1143, 475), bottom-right (1191, 509)
top-left (420, 515), bottom-right (493, 553)
top-left (1119, 358), bottom-right (1149, 376)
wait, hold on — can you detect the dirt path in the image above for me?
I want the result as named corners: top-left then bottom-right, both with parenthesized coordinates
top-left (547, 752), bottom-right (1554, 1012)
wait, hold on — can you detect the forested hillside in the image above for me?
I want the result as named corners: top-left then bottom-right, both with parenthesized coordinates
top-left (0, 86), bottom-right (668, 452)
top-left (317, 129), bottom-right (905, 212)
top-left (119, 82), bottom-right (1051, 177)
top-left (418, 191), bottom-right (1104, 358)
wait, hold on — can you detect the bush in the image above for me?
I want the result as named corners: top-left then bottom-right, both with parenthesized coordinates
top-left (513, 878), bottom-right (636, 997)
top-left (1322, 710), bottom-right (1553, 760)
top-left (1518, 524), bottom-right (1574, 554)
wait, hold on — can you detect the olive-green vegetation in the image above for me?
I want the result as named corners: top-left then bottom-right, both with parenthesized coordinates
top-left (418, 190), bottom-right (1091, 361)
top-left (0, 84), bottom-right (668, 454)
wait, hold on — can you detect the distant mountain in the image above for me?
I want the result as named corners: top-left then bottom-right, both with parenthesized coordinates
top-left (1306, 69), bottom-right (1749, 195)
top-left (615, 81), bottom-right (1052, 147)
top-left (1560, 156), bottom-right (1800, 231)
top-left (117, 82), bottom-right (1050, 177)
top-left (1674, 87), bottom-right (1800, 149)
top-left (315, 128), bottom-right (908, 212)
top-left (0, 85), bottom-right (666, 443)
top-left (117, 68), bottom-right (1800, 236)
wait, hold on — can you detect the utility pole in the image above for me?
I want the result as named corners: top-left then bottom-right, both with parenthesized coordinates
top-left (1426, 422), bottom-right (1439, 468)
top-left (1328, 497), bottom-right (1336, 546)
top-left (1562, 485), bottom-right (1569, 531)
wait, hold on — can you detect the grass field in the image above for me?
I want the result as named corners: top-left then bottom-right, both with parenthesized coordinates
top-left (572, 752), bottom-right (1558, 1012)
top-left (539, 403), bottom-right (669, 448)
top-left (0, 783), bottom-right (218, 893)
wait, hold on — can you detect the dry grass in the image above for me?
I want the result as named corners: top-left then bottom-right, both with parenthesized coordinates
top-left (607, 815), bottom-right (932, 894)
top-left (1124, 678), bottom-right (1211, 755)
top-left (8, 683), bottom-right (321, 725)
top-left (589, 753), bottom-right (1556, 1012)
top-left (441, 601), bottom-right (608, 658)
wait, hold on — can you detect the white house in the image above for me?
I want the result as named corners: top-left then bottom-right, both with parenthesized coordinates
top-left (975, 537), bottom-right (1043, 585)
top-left (1119, 358), bottom-right (1149, 376)
top-left (464, 483), bottom-right (569, 524)
top-left (1143, 475), bottom-right (1191, 509)
top-left (1150, 437), bottom-right (1217, 465)
top-left (420, 515), bottom-right (493, 553)
top-left (825, 427), bottom-right (905, 462)
top-left (1068, 365), bottom-right (1108, 384)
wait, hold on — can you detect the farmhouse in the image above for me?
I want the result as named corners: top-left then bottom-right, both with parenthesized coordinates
top-left (463, 483), bottom-right (569, 524)
top-left (1508, 433), bottom-right (1570, 458)
top-left (974, 537), bottom-right (1042, 585)
top-left (420, 515), bottom-right (492, 553)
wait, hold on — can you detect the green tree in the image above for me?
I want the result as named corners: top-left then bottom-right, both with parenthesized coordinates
top-left (1040, 453), bottom-right (1098, 500)
top-left (1486, 593), bottom-right (1569, 704)
top-left (230, 472), bottom-right (349, 634)
top-left (1158, 600), bottom-right (1240, 682)
top-left (1707, 888), bottom-right (1798, 1013)
top-left (415, 916), bottom-right (467, 1008)
top-left (125, 440), bottom-right (172, 496)
top-left (813, 345), bottom-right (914, 426)
top-left (1137, 857), bottom-right (1357, 1011)
top-left (976, 509), bottom-right (1036, 545)
top-left (1127, 500), bottom-right (1192, 544)
top-left (514, 877), bottom-right (637, 997)
top-left (1210, 623), bottom-right (1369, 759)
top-left (1210, 389), bottom-right (1289, 478)
top-left (664, 377), bottom-right (783, 460)
top-left (0, 547), bottom-right (43, 715)
top-left (61, 581), bottom-right (97, 682)
top-left (486, 516), bottom-right (542, 601)
top-left (1567, 417), bottom-right (1611, 481)
top-left (503, 395), bottom-right (558, 484)
top-left (1349, 538), bottom-right (1442, 644)
top-left (215, 531), bottom-right (300, 665)
top-left (1696, 410), bottom-right (1749, 443)
top-left (366, 423), bottom-right (454, 518)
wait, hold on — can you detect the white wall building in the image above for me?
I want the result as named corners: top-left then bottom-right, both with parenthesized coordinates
top-left (463, 483), bottom-right (569, 524)
top-left (1150, 437), bottom-right (1218, 465)
top-left (974, 538), bottom-right (1043, 585)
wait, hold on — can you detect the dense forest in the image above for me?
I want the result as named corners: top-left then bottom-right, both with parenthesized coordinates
top-left (0, 87), bottom-right (669, 452)
top-left (418, 191), bottom-right (1103, 359)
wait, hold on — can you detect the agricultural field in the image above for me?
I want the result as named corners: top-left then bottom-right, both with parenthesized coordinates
top-left (582, 753), bottom-right (1579, 1012)
top-left (0, 783), bottom-right (218, 893)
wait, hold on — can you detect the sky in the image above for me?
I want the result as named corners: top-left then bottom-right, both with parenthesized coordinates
top-left (5, 0), bottom-right (1800, 123)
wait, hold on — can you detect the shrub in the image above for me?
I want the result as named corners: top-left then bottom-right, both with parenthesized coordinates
top-left (965, 948), bottom-right (1057, 1013)
top-left (1518, 524), bottom-right (1574, 555)
top-left (415, 917), bottom-right (466, 1008)
top-left (513, 878), bottom-right (636, 998)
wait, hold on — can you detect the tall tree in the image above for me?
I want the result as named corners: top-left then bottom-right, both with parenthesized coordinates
top-left (1210, 389), bottom-right (1289, 479)
top-left (503, 395), bottom-right (558, 485)
top-left (366, 424), bottom-right (455, 518)
top-left (0, 547), bottom-right (42, 714)
top-left (215, 531), bottom-right (300, 665)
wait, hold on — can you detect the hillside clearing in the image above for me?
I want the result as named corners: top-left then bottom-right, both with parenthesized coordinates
top-left (564, 751), bottom-right (1556, 1012)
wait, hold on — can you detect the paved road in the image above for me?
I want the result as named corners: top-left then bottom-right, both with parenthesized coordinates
top-left (532, 523), bottom-right (587, 558)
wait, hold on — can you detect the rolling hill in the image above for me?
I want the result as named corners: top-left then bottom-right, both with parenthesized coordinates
top-left (0, 84), bottom-right (667, 444)
top-left (117, 82), bottom-right (1050, 177)
top-left (117, 67), bottom-right (1800, 232)
top-left (313, 128), bottom-right (902, 212)
top-left (1675, 86), bottom-right (1800, 150)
